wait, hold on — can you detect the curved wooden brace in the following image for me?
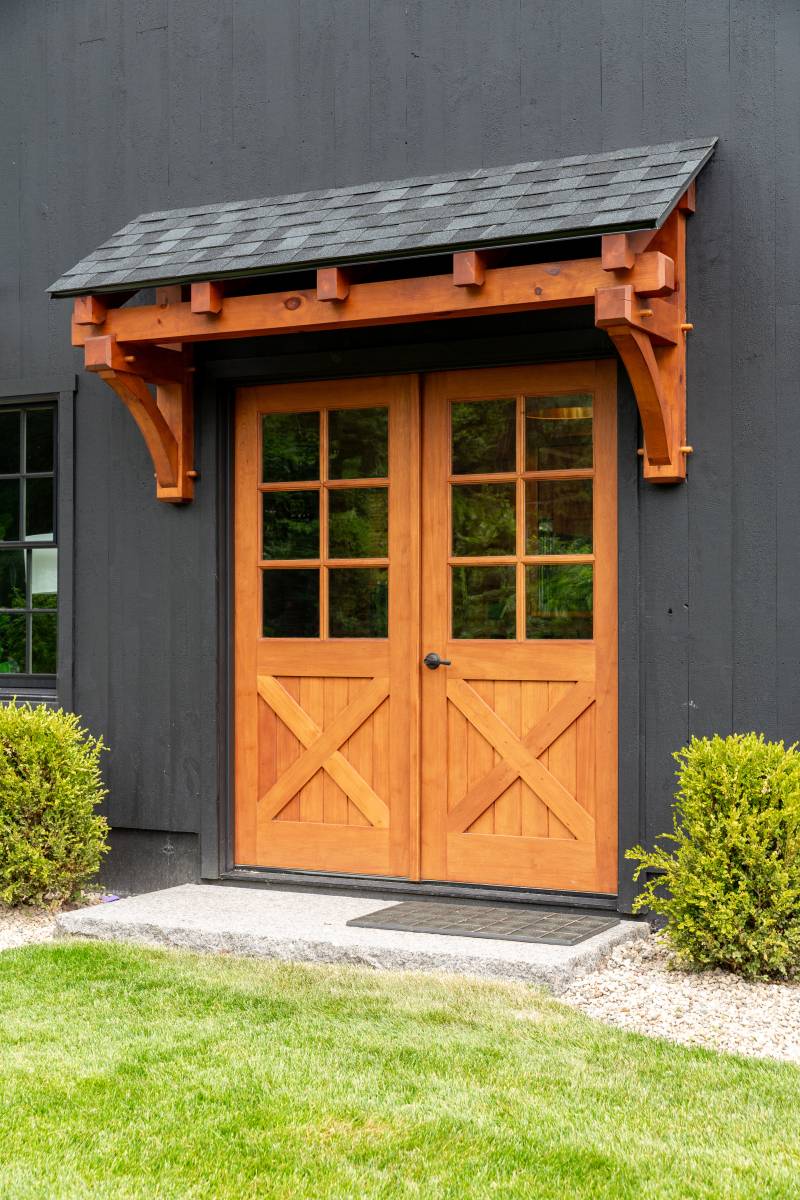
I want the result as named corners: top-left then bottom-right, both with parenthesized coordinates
top-left (595, 303), bottom-right (672, 464)
top-left (84, 334), bottom-right (195, 502)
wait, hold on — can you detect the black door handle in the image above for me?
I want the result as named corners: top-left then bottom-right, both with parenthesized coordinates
top-left (423, 652), bottom-right (452, 670)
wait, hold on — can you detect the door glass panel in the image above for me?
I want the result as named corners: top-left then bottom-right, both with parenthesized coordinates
top-left (31, 613), bottom-right (57, 673)
top-left (262, 490), bottom-right (319, 559)
top-left (0, 549), bottom-right (26, 607)
top-left (262, 568), bottom-right (319, 637)
top-left (0, 412), bottom-right (20, 474)
top-left (526, 564), bottom-right (593, 639)
top-left (262, 411), bottom-right (319, 482)
top-left (25, 477), bottom-right (54, 540)
top-left (452, 565), bottom-right (515, 639)
top-left (525, 480), bottom-right (593, 555)
top-left (452, 483), bottom-right (515, 557)
top-left (328, 407), bottom-right (388, 479)
top-left (0, 480), bottom-right (20, 542)
top-left (329, 567), bottom-right (388, 637)
top-left (31, 549), bottom-right (58, 607)
top-left (0, 613), bottom-right (26, 672)
top-left (451, 398), bottom-right (515, 475)
top-left (525, 394), bottom-right (593, 470)
top-left (26, 409), bottom-right (55, 473)
top-left (329, 488), bottom-right (388, 558)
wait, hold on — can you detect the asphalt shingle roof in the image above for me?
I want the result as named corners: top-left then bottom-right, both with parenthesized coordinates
top-left (49, 137), bottom-right (716, 297)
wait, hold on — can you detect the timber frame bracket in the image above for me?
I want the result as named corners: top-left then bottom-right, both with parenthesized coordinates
top-left (77, 291), bottom-right (195, 502)
top-left (594, 183), bottom-right (696, 482)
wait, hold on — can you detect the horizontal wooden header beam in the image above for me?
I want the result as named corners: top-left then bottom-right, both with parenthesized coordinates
top-left (71, 251), bottom-right (674, 349)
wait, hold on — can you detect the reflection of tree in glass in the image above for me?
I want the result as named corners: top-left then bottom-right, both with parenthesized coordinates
top-left (329, 489), bottom-right (388, 558)
top-left (31, 613), bottom-right (57, 673)
top-left (261, 412), bottom-right (319, 483)
top-left (0, 614), bottom-right (26, 673)
top-left (451, 400), bottom-right (516, 475)
top-left (329, 568), bottom-right (388, 637)
top-left (527, 565), bottom-right (593, 639)
top-left (0, 480), bottom-right (19, 541)
top-left (452, 566), bottom-right (515, 639)
top-left (452, 483), bottom-right (515, 556)
top-left (262, 491), bottom-right (319, 559)
top-left (328, 409), bottom-right (388, 479)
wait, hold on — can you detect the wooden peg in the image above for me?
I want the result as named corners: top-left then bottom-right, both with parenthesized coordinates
top-left (453, 250), bottom-right (486, 287)
top-left (316, 267), bottom-right (349, 301)
top-left (638, 309), bottom-right (654, 318)
top-left (681, 322), bottom-right (694, 332)
top-left (680, 445), bottom-right (694, 455)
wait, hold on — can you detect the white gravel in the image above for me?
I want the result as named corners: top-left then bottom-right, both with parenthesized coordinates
top-left (560, 931), bottom-right (800, 1064)
top-left (0, 905), bottom-right (58, 951)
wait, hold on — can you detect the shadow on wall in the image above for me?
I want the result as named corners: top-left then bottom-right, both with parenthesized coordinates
top-left (98, 829), bottom-right (200, 897)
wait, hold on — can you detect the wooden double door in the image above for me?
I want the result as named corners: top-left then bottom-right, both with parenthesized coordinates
top-left (234, 362), bottom-right (617, 894)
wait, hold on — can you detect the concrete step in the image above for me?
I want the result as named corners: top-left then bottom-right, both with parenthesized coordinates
top-left (56, 883), bottom-right (647, 992)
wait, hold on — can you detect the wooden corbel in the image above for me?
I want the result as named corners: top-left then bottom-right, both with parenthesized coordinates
top-left (596, 198), bottom-right (693, 482)
top-left (82, 331), bottom-right (195, 502)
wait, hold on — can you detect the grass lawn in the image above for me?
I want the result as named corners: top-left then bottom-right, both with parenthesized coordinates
top-left (0, 943), bottom-right (798, 1199)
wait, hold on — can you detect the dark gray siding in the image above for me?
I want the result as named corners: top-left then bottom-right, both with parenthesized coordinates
top-left (1, 0), bottom-right (797, 901)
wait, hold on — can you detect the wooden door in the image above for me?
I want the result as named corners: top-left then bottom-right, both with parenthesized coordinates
top-left (420, 363), bottom-right (617, 893)
top-left (234, 376), bottom-right (420, 877)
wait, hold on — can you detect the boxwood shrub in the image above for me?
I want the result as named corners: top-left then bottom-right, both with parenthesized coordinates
top-left (0, 701), bottom-right (109, 907)
top-left (627, 733), bottom-right (800, 979)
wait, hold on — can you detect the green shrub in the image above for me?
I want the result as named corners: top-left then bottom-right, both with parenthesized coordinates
top-left (0, 701), bottom-right (109, 907)
top-left (627, 733), bottom-right (800, 979)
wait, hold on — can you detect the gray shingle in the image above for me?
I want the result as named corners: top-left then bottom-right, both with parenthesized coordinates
top-left (48, 138), bottom-right (717, 296)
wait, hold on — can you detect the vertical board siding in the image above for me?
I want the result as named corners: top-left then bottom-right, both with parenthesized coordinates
top-left (0, 0), bottom-right (795, 890)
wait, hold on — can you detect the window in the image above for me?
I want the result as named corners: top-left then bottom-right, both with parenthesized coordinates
top-left (0, 404), bottom-right (58, 677)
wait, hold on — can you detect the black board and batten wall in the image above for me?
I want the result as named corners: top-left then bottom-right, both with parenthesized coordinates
top-left (1, 1), bottom-right (797, 907)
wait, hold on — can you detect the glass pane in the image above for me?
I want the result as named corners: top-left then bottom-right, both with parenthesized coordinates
top-left (25, 477), bottom-right (54, 540)
top-left (26, 408), bottom-right (54, 473)
top-left (0, 613), bottom-right (26, 673)
top-left (329, 568), bottom-right (388, 637)
top-left (328, 408), bottom-right (388, 479)
top-left (525, 394), bottom-right (593, 470)
top-left (31, 548), bottom-right (58, 608)
top-left (0, 480), bottom-right (20, 542)
top-left (329, 488), bottom-right (388, 558)
top-left (451, 398), bottom-right (515, 475)
top-left (262, 569), bottom-right (319, 637)
top-left (262, 491), bottom-right (319, 559)
top-left (452, 482), bottom-right (515, 557)
top-left (0, 411), bottom-right (20, 474)
top-left (262, 411), bottom-right (319, 482)
top-left (31, 613), bottom-right (57, 674)
top-left (526, 480), bottom-right (593, 555)
top-left (0, 549), bottom-right (26, 608)
top-left (452, 565), bottom-right (516, 639)
top-left (526, 565), bottom-right (593, 639)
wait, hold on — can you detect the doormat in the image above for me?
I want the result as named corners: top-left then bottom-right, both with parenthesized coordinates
top-left (346, 900), bottom-right (620, 946)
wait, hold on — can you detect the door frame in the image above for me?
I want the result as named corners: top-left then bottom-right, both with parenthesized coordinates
top-left (200, 324), bottom-right (641, 911)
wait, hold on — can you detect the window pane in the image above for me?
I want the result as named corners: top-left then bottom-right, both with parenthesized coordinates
top-left (262, 411), bottom-right (319, 482)
top-left (525, 394), bottom-right (593, 470)
top-left (31, 613), bottom-right (57, 674)
top-left (26, 408), bottom-right (54, 473)
top-left (0, 549), bottom-right (26, 608)
top-left (526, 480), bottom-right (593, 555)
top-left (262, 569), bottom-right (319, 638)
top-left (452, 482), bottom-right (516, 557)
top-left (329, 488), bottom-right (388, 558)
top-left (0, 411), bottom-right (20, 474)
top-left (328, 408), bottom-right (388, 479)
top-left (262, 491), bottom-right (319, 559)
top-left (526, 565), bottom-right (593, 639)
top-left (451, 398), bottom-right (515, 475)
top-left (452, 565), bottom-right (516, 639)
top-left (329, 568), bottom-right (388, 637)
top-left (25, 477), bottom-right (54, 540)
top-left (0, 613), bottom-right (26, 673)
top-left (0, 480), bottom-right (20, 542)
top-left (31, 548), bottom-right (58, 608)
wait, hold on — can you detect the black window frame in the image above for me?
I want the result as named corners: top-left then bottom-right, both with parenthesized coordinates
top-left (0, 379), bottom-right (75, 705)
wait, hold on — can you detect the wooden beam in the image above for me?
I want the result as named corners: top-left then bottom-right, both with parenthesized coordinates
top-left (190, 281), bottom-right (224, 315)
top-left (71, 251), bottom-right (675, 348)
top-left (601, 230), bottom-right (657, 271)
top-left (156, 285), bottom-right (183, 307)
top-left (73, 295), bottom-right (107, 326)
top-left (316, 267), bottom-right (350, 301)
top-left (453, 250), bottom-right (486, 287)
top-left (595, 285), bottom-right (677, 345)
top-left (677, 180), bottom-right (696, 213)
